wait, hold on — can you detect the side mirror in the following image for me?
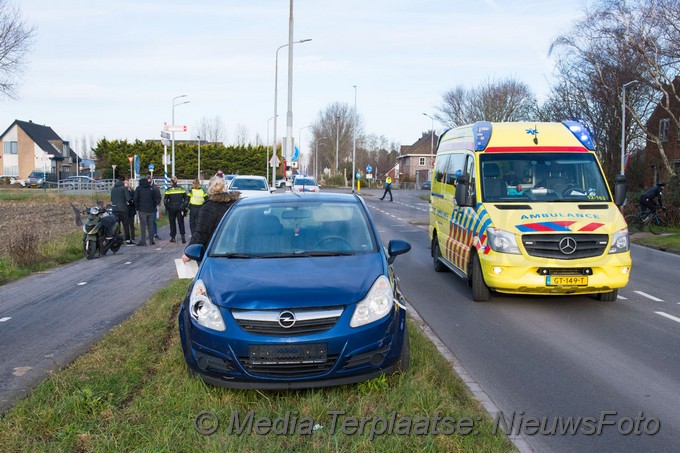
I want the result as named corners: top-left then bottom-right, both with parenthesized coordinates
top-left (387, 239), bottom-right (411, 264)
top-left (455, 175), bottom-right (473, 207)
top-left (184, 243), bottom-right (205, 261)
top-left (614, 174), bottom-right (626, 207)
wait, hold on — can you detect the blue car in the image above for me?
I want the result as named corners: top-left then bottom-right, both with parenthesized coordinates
top-left (179, 193), bottom-right (411, 389)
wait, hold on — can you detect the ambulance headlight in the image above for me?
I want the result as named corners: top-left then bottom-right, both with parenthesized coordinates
top-left (486, 228), bottom-right (520, 254)
top-left (609, 228), bottom-right (629, 254)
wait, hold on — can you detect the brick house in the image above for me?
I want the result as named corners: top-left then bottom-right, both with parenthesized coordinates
top-left (644, 78), bottom-right (680, 185)
top-left (397, 131), bottom-right (438, 187)
top-left (0, 119), bottom-right (81, 180)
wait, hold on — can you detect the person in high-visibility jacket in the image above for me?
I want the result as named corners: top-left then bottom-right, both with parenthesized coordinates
top-left (188, 179), bottom-right (208, 236)
top-left (164, 177), bottom-right (189, 243)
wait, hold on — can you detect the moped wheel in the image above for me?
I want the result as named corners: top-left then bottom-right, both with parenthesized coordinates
top-left (648, 214), bottom-right (668, 235)
top-left (85, 239), bottom-right (97, 259)
top-left (624, 215), bottom-right (640, 233)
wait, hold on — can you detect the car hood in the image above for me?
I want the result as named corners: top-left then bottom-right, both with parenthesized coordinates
top-left (198, 253), bottom-right (386, 310)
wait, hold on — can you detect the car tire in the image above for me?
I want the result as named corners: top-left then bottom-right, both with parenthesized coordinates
top-left (597, 289), bottom-right (618, 302)
top-left (471, 253), bottom-right (491, 302)
top-left (432, 237), bottom-right (448, 273)
top-left (396, 323), bottom-right (410, 373)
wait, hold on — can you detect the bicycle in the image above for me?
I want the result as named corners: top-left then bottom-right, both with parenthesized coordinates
top-left (625, 208), bottom-right (668, 235)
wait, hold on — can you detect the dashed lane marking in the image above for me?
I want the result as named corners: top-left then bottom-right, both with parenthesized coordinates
top-left (655, 311), bottom-right (680, 324)
top-left (0, 317), bottom-right (11, 322)
top-left (77, 282), bottom-right (87, 286)
top-left (634, 291), bottom-right (664, 302)
top-left (617, 295), bottom-right (628, 300)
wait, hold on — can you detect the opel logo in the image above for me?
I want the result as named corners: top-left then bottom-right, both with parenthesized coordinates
top-left (559, 237), bottom-right (577, 255)
top-left (278, 311), bottom-right (296, 328)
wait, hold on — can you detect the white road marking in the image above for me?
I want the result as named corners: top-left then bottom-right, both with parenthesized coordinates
top-left (77, 282), bottom-right (87, 286)
top-left (125, 261), bottom-right (132, 265)
top-left (655, 311), bottom-right (680, 324)
top-left (617, 295), bottom-right (627, 300)
top-left (634, 291), bottom-right (664, 302)
top-left (13, 366), bottom-right (32, 376)
top-left (0, 317), bottom-right (11, 322)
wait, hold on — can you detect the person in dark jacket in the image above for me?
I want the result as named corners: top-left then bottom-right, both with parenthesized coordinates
top-left (164, 177), bottom-right (189, 243)
top-left (182, 176), bottom-right (239, 263)
top-left (134, 176), bottom-right (161, 246)
top-left (639, 181), bottom-right (666, 216)
top-left (126, 179), bottom-right (136, 244)
top-left (110, 176), bottom-right (133, 244)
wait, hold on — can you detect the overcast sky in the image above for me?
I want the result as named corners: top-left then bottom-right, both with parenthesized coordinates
top-left (2, 0), bottom-right (587, 160)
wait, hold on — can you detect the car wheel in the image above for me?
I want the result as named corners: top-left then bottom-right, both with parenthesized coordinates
top-left (471, 253), bottom-right (491, 302)
top-left (597, 289), bottom-right (618, 302)
top-left (396, 323), bottom-right (410, 373)
top-left (432, 237), bottom-right (447, 273)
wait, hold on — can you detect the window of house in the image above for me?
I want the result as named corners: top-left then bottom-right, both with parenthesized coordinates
top-left (419, 157), bottom-right (426, 166)
top-left (659, 118), bottom-right (670, 142)
top-left (3, 141), bottom-right (18, 155)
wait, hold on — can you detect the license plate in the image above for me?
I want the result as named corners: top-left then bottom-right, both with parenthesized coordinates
top-left (249, 343), bottom-right (327, 365)
top-left (546, 276), bottom-right (588, 286)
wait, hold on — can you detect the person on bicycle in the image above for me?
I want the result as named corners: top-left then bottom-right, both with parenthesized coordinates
top-left (639, 181), bottom-right (666, 217)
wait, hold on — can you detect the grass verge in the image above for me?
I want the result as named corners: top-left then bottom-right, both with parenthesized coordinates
top-left (630, 227), bottom-right (680, 253)
top-left (0, 279), bottom-right (513, 452)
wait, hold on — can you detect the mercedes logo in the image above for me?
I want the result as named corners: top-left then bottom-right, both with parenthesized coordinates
top-left (559, 237), bottom-right (577, 255)
top-left (278, 310), bottom-right (296, 328)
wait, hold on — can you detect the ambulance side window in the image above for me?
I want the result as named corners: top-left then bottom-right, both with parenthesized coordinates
top-left (434, 154), bottom-right (450, 184)
top-left (465, 154), bottom-right (476, 199)
top-left (446, 153), bottom-right (466, 186)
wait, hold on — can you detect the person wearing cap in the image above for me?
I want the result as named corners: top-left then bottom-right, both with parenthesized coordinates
top-left (639, 181), bottom-right (666, 217)
top-left (164, 177), bottom-right (189, 243)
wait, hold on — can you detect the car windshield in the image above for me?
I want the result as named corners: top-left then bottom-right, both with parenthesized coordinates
top-left (478, 152), bottom-right (611, 203)
top-left (294, 178), bottom-right (316, 186)
top-left (210, 200), bottom-right (377, 257)
top-left (230, 178), bottom-right (268, 191)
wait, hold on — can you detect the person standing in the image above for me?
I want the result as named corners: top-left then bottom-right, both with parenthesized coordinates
top-left (110, 176), bottom-right (133, 244)
top-left (148, 175), bottom-right (162, 240)
top-left (188, 179), bottom-right (207, 236)
top-left (126, 179), bottom-right (137, 244)
top-left (182, 177), bottom-right (240, 263)
top-left (164, 177), bottom-right (189, 243)
top-left (379, 175), bottom-right (393, 201)
top-left (134, 175), bottom-right (161, 246)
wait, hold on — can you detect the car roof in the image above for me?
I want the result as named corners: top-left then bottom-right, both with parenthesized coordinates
top-left (234, 192), bottom-right (360, 206)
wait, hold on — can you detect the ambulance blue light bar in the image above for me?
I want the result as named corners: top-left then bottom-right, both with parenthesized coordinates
top-left (563, 121), bottom-right (596, 150)
top-left (473, 121), bottom-right (493, 150)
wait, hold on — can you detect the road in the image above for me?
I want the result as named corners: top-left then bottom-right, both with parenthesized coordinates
top-left (363, 188), bottom-right (680, 453)
top-left (0, 224), bottom-right (182, 414)
top-left (1, 189), bottom-right (679, 453)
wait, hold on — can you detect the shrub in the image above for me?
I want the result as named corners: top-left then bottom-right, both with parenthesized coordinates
top-left (8, 229), bottom-right (44, 267)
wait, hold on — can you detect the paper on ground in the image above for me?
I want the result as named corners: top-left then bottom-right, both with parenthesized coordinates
top-left (175, 258), bottom-right (198, 279)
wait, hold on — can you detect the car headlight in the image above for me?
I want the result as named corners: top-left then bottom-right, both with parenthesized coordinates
top-left (609, 228), bottom-right (629, 254)
top-left (350, 275), bottom-right (393, 328)
top-left (486, 228), bottom-right (521, 254)
top-left (189, 279), bottom-right (226, 331)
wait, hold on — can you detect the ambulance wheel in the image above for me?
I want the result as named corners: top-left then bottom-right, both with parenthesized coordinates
top-left (597, 289), bottom-right (618, 302)
top-left (432, 238), bottom-right (447, 273)
top-left (471, 253), bottom-right (491, 302)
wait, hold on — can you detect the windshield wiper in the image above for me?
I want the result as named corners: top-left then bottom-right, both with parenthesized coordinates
top-left (211, 253), bottom-right (253, 258)
top-left (293, 250), bottom-right (355, 257)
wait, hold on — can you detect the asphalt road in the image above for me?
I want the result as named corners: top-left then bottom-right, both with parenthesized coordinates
top-left (0, 224), bottom-right (182, 414)
top-left (363, 188), bottom-right (680, 453)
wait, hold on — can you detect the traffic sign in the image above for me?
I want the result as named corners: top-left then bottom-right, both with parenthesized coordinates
top-left (292, 146), bottom-right (300, 162)
top-left (160, 131), bottom-right (171, 139)
top-left (128, 156), bottom-right (133, 163)
top-left (269, 155), bottom-right (280, 167)
top-left (164, 125), bottom-right (187, 132)
top-left (356, 172), bottom-right (361, 179)
top-left (366, 165), bottom-right (372, 173)
top-left (149, 163), bottom-right (155, 171)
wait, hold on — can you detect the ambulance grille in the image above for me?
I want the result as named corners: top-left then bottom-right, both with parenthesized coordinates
top-left (522, 234), bottom-right (609, 259)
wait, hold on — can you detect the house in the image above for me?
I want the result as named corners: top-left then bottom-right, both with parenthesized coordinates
top-left (0, 119), bottom-right (81, 180)
top-left (644, 77), bottom-right (680, 186)
top-left (397, 131), bottom-right (438, 187)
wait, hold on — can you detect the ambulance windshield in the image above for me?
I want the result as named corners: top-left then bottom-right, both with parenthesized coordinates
top-left (479, 153), bottom-right (611, 203)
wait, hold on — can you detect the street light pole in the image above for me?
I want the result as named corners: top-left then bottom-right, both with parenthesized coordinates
top-left (267, 115), bottom-right (277, 185)
top-left (172, 94), bottom-right (190, 178)
top-left (197, 135), bottom-right (201, 181)
top-left (272, 38), bottom-right (311, 189)
top-left (620, 80), bottom-right (638, 176)
top-left (315, 137), bottom-right (328, 180)
top-left (352, 85), bottom-right (357, 193)
top-left (335, 115), bottom-right (340, 174)
top-left (298, 124), bottom-right (311, 175)
top-left (422, 112), bottom-right (434, 154)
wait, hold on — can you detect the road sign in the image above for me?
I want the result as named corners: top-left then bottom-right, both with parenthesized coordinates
top-left (164, 125), bottom-right (187, 132)
top-left (149, 163), bottom-right (155, 171)
top-left (366, 165), bottom-right (372, 173)
top-left (269, 155), bottom-right (280, 167)
top-left (89, 163), bottom-right (95, 172)
top-left (128, 156), bottom-right (133, 163)
top-left (356, 172), bottom-right (361, 179)
top-left (160, 131), bottom-right (171, 139)
top-left (292, 146), bottom-right (300, 162)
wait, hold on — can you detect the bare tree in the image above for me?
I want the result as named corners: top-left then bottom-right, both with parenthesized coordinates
top-left (0, 0), bottom-right (35, 99)
top-left (194, 115), bottom-right (226, 143)
top-left (234, 124), bottom-right (250, 146)
top-left (310, 102), bottom-right (364, 175)
top-left (435, 78), bottom-right (537, 128)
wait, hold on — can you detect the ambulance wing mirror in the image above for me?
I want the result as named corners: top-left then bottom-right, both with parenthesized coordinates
top-left (455, 175), bottom-right (473, 207)
top-left (614, 174), bottom-right (626, 207)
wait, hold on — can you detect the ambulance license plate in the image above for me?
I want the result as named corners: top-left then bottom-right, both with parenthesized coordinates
top-left (546, 276), bottom-right (588, 286)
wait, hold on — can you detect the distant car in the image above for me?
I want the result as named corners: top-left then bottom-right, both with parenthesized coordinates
top-left (26, 171), bottom-right (54, 188)
top-left (420, 180), bottom-right (432, 190)
top-left (292, 177), bottom-right (320, 193)
top-left (60, 176), bottom-right (107, 191)
top-left (0, 175), bottom-right (25, 186)
top-left (228, 175), bottom-right (274, 198)
top-left (179, 192), bottom-right (412, 388)
top-left (275, 178), bottom-right (287, 188)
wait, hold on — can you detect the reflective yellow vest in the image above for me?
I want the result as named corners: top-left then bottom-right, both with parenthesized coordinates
top-left (189, 188), bottom-right (207, 206)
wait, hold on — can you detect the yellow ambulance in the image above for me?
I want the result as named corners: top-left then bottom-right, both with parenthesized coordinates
top-left (429, 121), bottom-right (631, 302)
